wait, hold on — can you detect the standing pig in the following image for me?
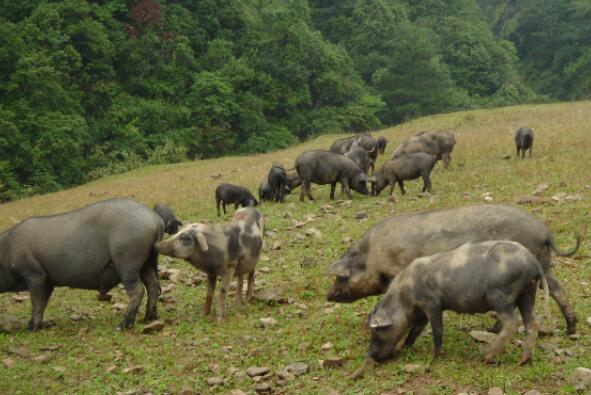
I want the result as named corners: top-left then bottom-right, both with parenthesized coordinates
top-left (326, 204), bottom-right (580, 334)
top-left (258, 181), bottom-right (273, 202)
top-left (377, 136), bottom-right (388, 155)
top-left (0, 198), bottom-right (163, 331)
top-left (267, 165), bottom-right (288, 202)
top-left (367, 241), bottom-right (549, 365)
top-left (392, 130), bottom-right (456, 169)
top-left (155, 207), bottom-right (264, 320)
top-left (515, 127), bottom-right (534, 158)
top-left (215, 183), bottom-right (258, 216)
top-left (294, 150), bottom-right (369, 201)
top-left (153, 203), bottom-right (182, 235)
top-left (329, 135), bottom-right (358, 154)
top-left (370, 153), bottom-right (437, 197)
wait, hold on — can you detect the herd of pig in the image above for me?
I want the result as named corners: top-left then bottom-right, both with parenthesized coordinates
top-left (1, 124), bottom-right (578, 367)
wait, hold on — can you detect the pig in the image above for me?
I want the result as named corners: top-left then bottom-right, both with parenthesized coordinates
top-left (392, 130), bottom-right (456, 169)
top-left (153, 203), bottom-right (182, 235)
top-left (370, 153), bottom-right (437, 197)
top-left (155, 207), bottom-right (264, 320)
top-left (0, 198), bottom-right (164, 331)
top-left (515, 127), bottom-right (534, 158)
top-left (294, 150), bottom-right (369, 201)
top-left (367, 241), bottom-right (549, 365)
top-left (215, 183), bottom-right (258, 216)
top-left (326, 204), bottom-right (580, 334)
top-left (267, 165), bottom-right (289, 202)
top-left (377, 136), bottom-right (388, 155)
top-left (345, 147), bottom-right (372, 175)
top-left (329, 136), bottom-right (358, 154)
top-left (258, 181), bottom-right (273, 202)
top-left (350, 135), bottom-right (379, 173)
top-left (285, 171), bottom-right (302, 191)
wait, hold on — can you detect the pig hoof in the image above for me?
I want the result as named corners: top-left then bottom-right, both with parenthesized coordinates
top-left (26, 321), bottom-right (42, 332)
top-left (118, 319), bottom-right (134, 330)
top-left (144, 313), bottom-right (158, 323)
top-left (567, 317), bottom-right (577, 335)
top-left (483, 356), bottom-right (499, 365)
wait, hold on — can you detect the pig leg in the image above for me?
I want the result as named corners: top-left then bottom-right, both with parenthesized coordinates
top-left (246, 271), bottom-right (255, 303)
top-left (424, 307), bottom-right (444, 358)
top-left (404, 312), bottom-right (429, 348)
top-left (119, 276), bottom-right (145, 329)
top-left (517, 285), bottom-right (538, 365)
top-left (27, 275), bottom-right (54, 331)
top-left (204, 273), bottom-right (216, 315)
top-left (303, 180), bottom-right (314, 201)
top-left (140, 263), bottom-right (159, 322)
top-left (217, 264), bottom-right (236, 321)
top-left (528, 143), bottom-right (533, 158)
top-left (398, 180), bottom-right (406, 195)
top-left (422, 173), bottom-right (432, 193)
top-left (330, 182), bottom-right (337, 200)
top-left (216, 199), bottom-right (221, 216)
top-left (222, 202), bottom-right (227, 215)
top-left (341, 178), bottom-right (353, 199)
top-left (235, 274), bottom-right (244, 305)
top-left (484, 307), bottom-right (518, 363)
top-left (545, 270), bottom-right (576, 334)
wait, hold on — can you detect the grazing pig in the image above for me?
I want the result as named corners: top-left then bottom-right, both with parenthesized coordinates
top-left (215, 183), bottom-right (258, 216)
top-left (345, 147), bottom-right (372, 174)
top-left (515, 127), bottom-right (534, 158)
top-left (367, 241), bottom-right (549, 365)
top-left (392, 130), bottom-right (456, 169)
top-left (258, 181), bottom-right (273, 202)
top-left (351, 135), bottom-right (379, 173)
top-left (285, 171), bottom-right (302, 191)
top-left (153, 203), bottom-right (182, 235)
top-left (267, 165), bottom-right (289, 202)
top-left (370, 153), bottom-right (437, 197)
top-left (155, 207), bottom-right (264, 320)
top-left (377, 136), bottom-right (388, 155)
top-left (294, 150), bottom-right (369, 201)
top-left (326, 204), bottom-right (580, 334)
top-left (0, 198), bottom-right (164, 331)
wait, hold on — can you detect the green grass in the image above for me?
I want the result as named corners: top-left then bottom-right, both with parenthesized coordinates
top-left (1, 101), bottom-right (590, 394)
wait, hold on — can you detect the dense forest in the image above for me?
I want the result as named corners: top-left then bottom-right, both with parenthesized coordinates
top-left (0, 0), bottom-right (589, 201)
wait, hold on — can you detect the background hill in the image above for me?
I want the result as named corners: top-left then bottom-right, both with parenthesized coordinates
top-left (0, 102), bottom-right (590, 394)
top-left (1, 0), bottom-right (590, 200)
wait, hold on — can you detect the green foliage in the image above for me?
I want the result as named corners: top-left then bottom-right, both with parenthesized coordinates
top-left (0, 0), bottom-right (587, 200)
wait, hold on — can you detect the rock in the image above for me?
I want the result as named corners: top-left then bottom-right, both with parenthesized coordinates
top-left (107, 364), bottom-right (118, 373)
top-left (230, 390), bottom-right (247, 395)
top-left (254, 383), bottom-right (271, 393)
top-left (70, 313), bottom-right (85, 322)
top-left (207, 377), bottom-right (225, 386)
top-left (565, 194), bottom-right (582, 203)
top-left (122, 365), bottom-right (144, 374)
top-left (501, 154), bottom-right (511, 160)
top-left (142, 321), bottom-right (164, 334)
top-left (10, 294), bottom-right (29, 303)
top-left (112, 303), bottom-right (127, 311)
top-left (283, 211), bottom-right (292, 219)
top-left (304, 228), bottom-right (322, 238)
top-left (31, 354), bottom-right (52, 364)
top-left (208, 364), bottom-right (221, 374)
top-left (7, 346), bottom-right (30, 358)
top-left (285, 362), bottom-right (308, 376)
top-left (355, 211), bottom-right (368, 220)
top-left (255, 289), bottom-right (287, 305)
top-left (246, 366), bottom-right (270, 377)
top-left (523, 390), bottom-right (543, 395)
top-left (39, 345), bottom-right (61, 352)
top-left (271, 240), bottom-right (282, 251)
top-left (259, 317), bottom-right (278, 328)
top-left (327, 389), bottom-right (340, 395)
top-left (532, 183), bottom-right (549, 196)
top-left (294, 221), bottom-right (306, 228)
top-left (265, 230), bottom-right (278, 238)
top-left (552, 192), bottom-right (567, 203)
top-left (481, 192), bottom-right (493, 202)
top-left (319, 357), bottom-right (345, 369)
top-left (0, 314), bottom-right (23, 332)
top-left (516, 196), bottom-right (552, 206)
top-left (52, 366), bottom-right (66, 374)
top-left (210, 173), bottom-right (222, 179)
top-left (470, 330), bottom-right (497, 344)
top-left (403, 363), bottom-right (421, 374)
top-left (321, 342), bottom-right (333, 351)
top-left (487, 387), bottom-right (505, 395)
top-left (571, 367), bottom-right (591, 391)
top-left (2, 357), bottom-right (15, 368)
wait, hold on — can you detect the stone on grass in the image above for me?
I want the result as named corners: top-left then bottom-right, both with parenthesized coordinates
top-left (259, 317), bottom-right (278, 328)
top-left (571, 367), bottom-right (591, 391)
top-left (207, 377), bottom-right (225, 386)
top-left (246, 366), bottom-right (270, 377)
top-left (487, 387), bottom-right (505, 395)
top-left (142, 321), bottom-right (164, 334)
top-left (470, 330), bottom-right (497, 344)
top-left (254, 383), bottom-right (271, 393)
top-left (285, 362), bottom-right (308, 376)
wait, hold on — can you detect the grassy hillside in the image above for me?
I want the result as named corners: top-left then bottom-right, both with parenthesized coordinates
top-left (1, 102), bottom-right (590, 394)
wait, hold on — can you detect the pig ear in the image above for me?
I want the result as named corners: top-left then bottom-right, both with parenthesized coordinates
top-left (369, 307), bottom-right (393, 328)
top-left (325, 261), bottom-right (351, 277)
top-left (195, 232), bottom-right (209, 251)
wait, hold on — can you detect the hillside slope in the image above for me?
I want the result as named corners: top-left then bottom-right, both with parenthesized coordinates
top-left (0, 102), bottom-right (590, 394)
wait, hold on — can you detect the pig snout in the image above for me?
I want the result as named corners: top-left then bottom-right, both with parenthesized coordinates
top-left (367, 334), bottom-right (395, 362)
top-left (154, 240), bottom-right (175, 257)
